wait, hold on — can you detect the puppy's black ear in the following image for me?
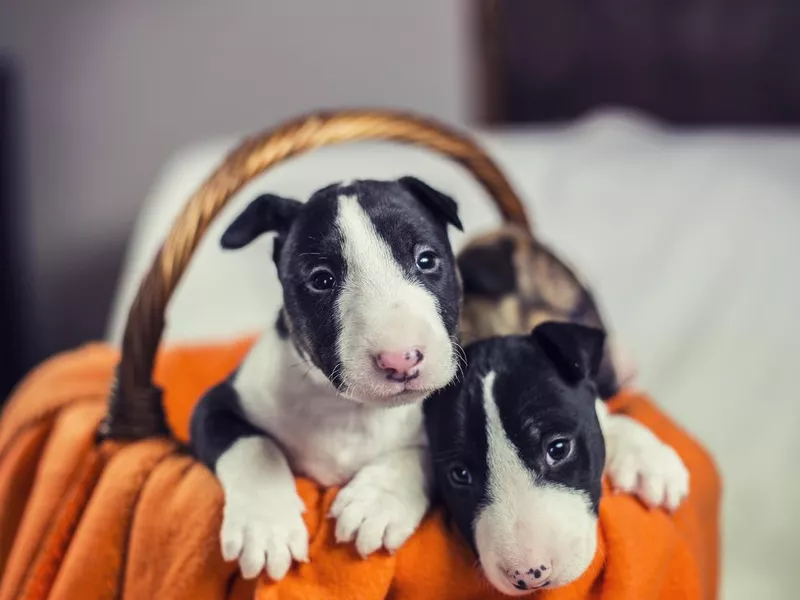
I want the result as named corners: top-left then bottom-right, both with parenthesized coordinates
top-left (221, 194), bottom-right (302, 249)
top-left (531, 321), bottom-right (606, 385)
top-left (399, 176), bottom-right (463, 231)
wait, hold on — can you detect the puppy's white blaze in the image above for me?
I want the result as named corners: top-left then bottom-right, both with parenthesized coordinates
top-left (334, 195), bottom-right (455, 403)
top-left (475, 371), bottom-right (598, 593)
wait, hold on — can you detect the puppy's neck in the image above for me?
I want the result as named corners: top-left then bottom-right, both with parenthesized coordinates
top-left (235, 313), bottom-right (346, 411)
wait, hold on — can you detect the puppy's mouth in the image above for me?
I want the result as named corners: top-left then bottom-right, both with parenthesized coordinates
top-left (335, 375), bottom-right (440, 406)
top-left (384, 369), bottom-right (421, 384)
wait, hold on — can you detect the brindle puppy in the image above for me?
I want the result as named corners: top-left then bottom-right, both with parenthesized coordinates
top-left (457, 224), bottom-right (636, 399)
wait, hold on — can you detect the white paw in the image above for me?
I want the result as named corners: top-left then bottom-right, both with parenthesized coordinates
top-left (220, 490), bottom-right (309, 580)
top-left (330, 470), bottom-right (429, 557)
top-left (605, 416), bottom-right (690, 512)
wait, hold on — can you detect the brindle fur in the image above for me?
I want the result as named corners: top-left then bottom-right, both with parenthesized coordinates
top-left (457, 224), bottom-right (629, 398)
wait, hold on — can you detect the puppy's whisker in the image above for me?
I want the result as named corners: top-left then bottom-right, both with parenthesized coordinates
top-left (301, 365), bottom-right (315, 382)
top-left (330, 363), bottom-right (342, 379)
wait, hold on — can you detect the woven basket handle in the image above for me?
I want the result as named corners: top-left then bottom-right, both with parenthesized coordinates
top-left (99, 109), bottom-right (532, 441)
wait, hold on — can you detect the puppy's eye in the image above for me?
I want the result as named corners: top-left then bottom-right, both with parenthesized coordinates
top-left (416, 249), bottom-right (440, 272)
top-left (448, 464), bottom-right (473, 487)
top-left (545, 437), bottom-right (573, 467)
top-left (308, 269), bottom-right (336, 292)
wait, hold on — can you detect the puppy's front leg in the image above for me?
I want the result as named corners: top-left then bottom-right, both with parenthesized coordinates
top-left (191, 385), bottom-right (308, 581)
top-left (595, 400), bottom-right (690, 512)
top-left (330, 446), bottom-right (432, 557)
top-left (216, 437), bottom-right (309, 580)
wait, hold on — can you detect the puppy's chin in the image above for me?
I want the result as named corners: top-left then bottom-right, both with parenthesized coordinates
top-left (340, 385), bottom-right (430, 407)
top-left (337, 373), bottom-right (448, 407)
top-left (337, 354), bottom-right (457, 407)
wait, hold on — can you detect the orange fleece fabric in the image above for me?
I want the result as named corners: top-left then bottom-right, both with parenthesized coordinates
top-left (0, 338), bottom-right (721, 600)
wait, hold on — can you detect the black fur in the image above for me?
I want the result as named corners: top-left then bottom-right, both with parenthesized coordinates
top-left (424, 322), bottom-right (607, 551)
top-left (190, 379), bottom-right (264, 471)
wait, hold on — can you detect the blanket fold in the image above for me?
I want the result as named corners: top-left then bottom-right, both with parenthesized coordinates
top-left (0, 339), bottom-right (720, 600)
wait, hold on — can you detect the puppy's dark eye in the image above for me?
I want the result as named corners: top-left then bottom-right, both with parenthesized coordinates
top-left (448, 464), bottom-right (473, 487)
top-left (545, 437), bottom-right (573, 467)
top-left (308, 269), bottom-right (336, 292)
top-left (416, 249), bottom-right (440, 272)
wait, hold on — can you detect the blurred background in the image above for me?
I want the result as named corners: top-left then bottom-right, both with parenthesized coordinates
top-left (2, 2), bottom-right (800, 598)
top-left (2, 1), bottom-right (473, 390)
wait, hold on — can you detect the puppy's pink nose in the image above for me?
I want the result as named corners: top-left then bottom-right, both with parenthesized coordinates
top-left (374, 348), bottom-right (423, 379)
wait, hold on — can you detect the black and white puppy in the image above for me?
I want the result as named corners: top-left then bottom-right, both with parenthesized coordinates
top-left (191, 178), bottom-right (463, 581)
top-left (424, 322), bottom-right (689, 595)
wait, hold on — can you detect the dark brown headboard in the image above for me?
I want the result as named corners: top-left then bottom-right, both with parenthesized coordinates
top-left (475, 0), bottom-right (800, 125)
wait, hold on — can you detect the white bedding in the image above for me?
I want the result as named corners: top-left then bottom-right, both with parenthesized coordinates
top-left (107, 109), bottom-right (800, 600)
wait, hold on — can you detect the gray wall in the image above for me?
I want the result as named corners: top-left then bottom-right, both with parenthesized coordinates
top-left (0, 0), bottom-right (473, 363)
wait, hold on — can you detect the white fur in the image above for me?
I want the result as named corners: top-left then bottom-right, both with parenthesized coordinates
top-left (596, 400), bottom-right (690, 511)
top-left (217, 436), bottom-right (308, 580)
top-left (334, 194), bottom-right (456, 405)
top-left (217, 325), bottom-right (431, 579)
top-left (474, 371), bottom-right (598, 594)
top-left (233, 327), bottom-right (426, 486)
top-left (329, 445), bottom-right (431, 557)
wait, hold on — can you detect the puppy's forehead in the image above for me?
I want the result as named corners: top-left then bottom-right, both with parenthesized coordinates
top-left (287, 189), bottom-right (340, 243)
top-left (346, 180), bottom-right (447, 238)
top-left (466, 339), bottom-right (585, 425)
top-left (289, 180), bottom-right (437, 241)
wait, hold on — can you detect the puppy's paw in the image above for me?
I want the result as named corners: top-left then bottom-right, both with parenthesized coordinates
top-left (330, 469), bottom-right (429, 557)
top-left (605, 416), bottom-right (690, 512)
top-left (221, 490), bottom-right (309, 581)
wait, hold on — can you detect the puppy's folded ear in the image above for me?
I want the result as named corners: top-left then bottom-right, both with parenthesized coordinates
top-left (221, 194), bottom-right (302, 249)
top-left (399, 176), bottom-right (463, 231)
top-left (531, 321), bottom-right (606, 385)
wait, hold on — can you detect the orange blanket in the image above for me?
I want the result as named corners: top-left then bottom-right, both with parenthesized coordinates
top-left (0, 339), bottom-right (720, 600)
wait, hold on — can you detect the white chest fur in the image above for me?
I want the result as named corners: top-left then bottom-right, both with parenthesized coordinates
top-left (232, 328), bottom-right (427, 487)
